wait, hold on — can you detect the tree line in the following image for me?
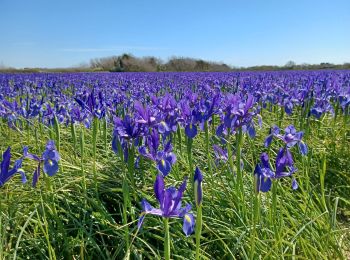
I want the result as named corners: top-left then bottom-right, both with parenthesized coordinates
top-left (89, 54), bottom-right (232, 72)
top-left (1, 55), bottom-right (349, 72)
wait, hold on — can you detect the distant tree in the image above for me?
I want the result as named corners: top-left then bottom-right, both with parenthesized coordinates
top-left (87, 54), bottom-right (348, 72)
top-left (284, 61), bottom-right (296, 69)
top-left (319, 62), bottom-right (335, 69)
top-left (208, 62), bottom-right (231, 71)
top-left (121, 53), bottom-right (132, 60)
top-left (195, 60), bottom-right (210, 71)
top-left (342, 63), bottom-right (350, 69)
top-left (110, 58), bottom-right (124, 72)
top-left (165, 57), bottom-right (197, 71)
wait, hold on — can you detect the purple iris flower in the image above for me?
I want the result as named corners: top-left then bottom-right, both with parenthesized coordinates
top-left (134, 100), bottom-right (157, 127)
top-left (113, 115), bottom-right (143, 141)
top-left (310, 99), bottom-right (334, 119)
top-left (23, 140), bottom-right (60, 187)
top-left (284, 99), bottom-right (294, 115)
top-left (339, 93), bottom-right (350, 111)
top-left (310, 107), bottom-right (323, 119)
top-left (216, 94), bottom-right (257, 138)
top-left (194, 167), bottom-right (203, 206)
top-left (155, 151), bottom-right (176, 177)
top-left (193, 94), bottom-right (220, 130)
top-left (138, 174), bottom-right (195, 236)
top-left (20, 97), bottom-right (43, 120)
top-left (264, 125), bottom-right (308, 155)
top-left (153, 93), bottom-right (178, 116)
top-left (138, 129), bottom-right (176, 176)
top-left (274, 148), bottom-right (295, 178)
top-left (157, 121), bottom-right (170, 135)
top-left (281, 126), bottom-right (304, 148)
top-left (185, 123), bottom-right (198, 139)
top-left (74, 89), bottom-right (105, 119)
top-left (42, 140), bottom-right (60, 176)
top-left (264, 125), bottom-right (280, 147)
top-left (112, 134), bottom-right (129, 163)
top-left (178, 99), bottom-right (199, 139)
top-left (0, 99), bottom-right (20, 129)
top-left (212, 144), bottom-right (244, 171)
top-left (41, 104), bottom-right (56, 126)
top-left (254, 153), bottom-right (274, 192)
top-left (212, 144), bottom-right (228, 164)
top-left (152, 93), bottom-right (179, 134)
top-left (112, 115), bottom-right (142, 164)
top-left (254, 150), bottom-right (298, 193)
top-left (70, 106), bottom-right (91, 128)
top-left (0, 147), bottom-right (27, 187)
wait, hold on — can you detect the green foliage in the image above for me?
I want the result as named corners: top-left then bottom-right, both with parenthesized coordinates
top-left (0, 107), bottom-right (349, 259)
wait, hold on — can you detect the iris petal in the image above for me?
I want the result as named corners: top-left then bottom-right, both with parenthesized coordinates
top-left (182, 213), bottom-right (195, 236)
top-left (185, 124), bottom-right (197, 139)
top-left (43, 159), bottom-right (59, 176)
top-left (194, 167), bottom-right (203, 206)
top-left (172, 176), bottom-right (188, 212)
top-left (298, 142), bottom-right (308, 155)
top-left (154, 174), bottom-right (165, 205)
top-left (292, 178), bottom-right (298, 190)
top-left (156, 159), bottom-right (171, 176)
top-left (1, 147), bottom-right (11, 177)
top-left (32, 165), bottom-right (40, 187)
top-left (257, 176), bottom-right (272, 192)
top-left (137, 215), bottom-right (145, 230)
top-left (264, 135), bottom-right (273, 147)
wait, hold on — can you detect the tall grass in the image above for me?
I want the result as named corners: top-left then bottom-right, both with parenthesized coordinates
top-left (0, 105), bottom-right (349, 259)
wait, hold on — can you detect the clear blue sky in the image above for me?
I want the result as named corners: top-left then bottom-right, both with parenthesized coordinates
top-left (1, 0), bottom-right (349, 68)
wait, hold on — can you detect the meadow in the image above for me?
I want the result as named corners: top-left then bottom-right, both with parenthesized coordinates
top-left (0, 70), bottom-right (349, 259)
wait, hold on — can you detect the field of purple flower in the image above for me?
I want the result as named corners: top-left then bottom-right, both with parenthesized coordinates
top-left (0, 70), bottom-right (349, 259)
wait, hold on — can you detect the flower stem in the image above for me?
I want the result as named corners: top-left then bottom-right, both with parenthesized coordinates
top-left (92, 116), bottom-right (99, 196)
top-left (195, 205), bottom-right (203, 260)
top-left (320, 153), bottom-right (327, 210)
top-left (80, 126), bottom-right (87, 197)
top-left (127, 144), bottom-right (136, 192)
top-left (53, 115), bottom-right (63, 177)
top-left (250, 186), bottom-right (260, 259)
top-left (53, 115), bottom-right (60, 153)
top-left (164, 218), bottom-right (170, 260)
top-left (187, 137), bottom-right (194, 179)
top-left (204, 121), bottom-right (212, 177)
top-left (122, 173), bottom-right (130, 251)
top-left (127, 144), bottom-right (136, 221)
top-left (236, 128), bottom-right (246, 216)
top-left (115, 138), bottom-right (132, 251)
top-left (226, 128), bottom-right (235, 181)
top-left (270, 180), bottom-right (279, 243)
top-left (71, 122), bottom-right (77, 159)
top-left (103, 117), bottom-right (107, 154)
top-left (177, 124), bottom-right (182, 153)
top-left (278, 107), bottom-right (284, 128)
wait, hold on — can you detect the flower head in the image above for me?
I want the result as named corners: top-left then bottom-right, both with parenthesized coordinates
top-left (23, 140), bottom-right (60, 187)
top-left (216, 94), bottom-right (257, 137)
top-left (42, 140), bottom-right (60, 176)
top-left (138, 174), bottom-right (195, 236)
top-left (212, 144), bottom-right (228, 164)
top-left (254, 150), bottom-right (298, 193)
top-left (0, 147), bottom-right (27, 187)
top-left (264, 125), bottom-right (308, 155)
top-left (139, 129), bottom-right (176, 176)
top-left (194, 167), bottom-right (203, 206)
